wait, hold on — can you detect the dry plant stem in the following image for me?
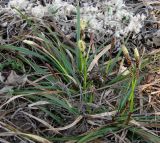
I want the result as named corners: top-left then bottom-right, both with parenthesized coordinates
top-left (45, 63), bottom-right (60, 79)
top-left (109, 36), bottom-right (116, 58)
top-left (80, 30), bottom-right (85, 40)
top-left (90, 33), bottom-right (95, 54)
top-left (125, 112), bottom-right (132, 125)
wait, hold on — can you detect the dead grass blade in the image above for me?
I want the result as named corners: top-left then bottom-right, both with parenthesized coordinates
top-left (86, 110), bottom-right (117, 119)
top-left (29, 74), bottom-right (52, 84)
top-left (20, 133), bottom-right (52, 143)
top-left (0, 138), bottom-right (11, 143)
top-left (21, 111), bottom-right (60, 134)
top-left (0, 91), bottom-right (60, 109)
top-left (139, 78), bottom-right (160, 91)
top-left (55, 115), bottom-right (83, 131)
top-left (25, 35), bottom-right (45, 42)
top-left (22, 111), bottom-right (83, 132)
top-left (147, 48), bottom-right (160, 56)
top-left (88, 44), bottom-right (111, 72)
top-left (28, 101), bottom-right (50, 108)
top-left (0, 94), bottom-right (26, 109)
top-left (0, 132), bottom-right (52, 143)
top-left (0, 121), bottom-right (51, 143)
top-left (129, 119), bottom-right (158, 136)
top-left (151, 90), bottom-right (160, 95)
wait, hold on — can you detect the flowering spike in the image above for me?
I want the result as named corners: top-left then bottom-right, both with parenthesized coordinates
top-left (80, 19), bottom-right (87, 31)
top-left (122, 45), bottom-right (132, 66)
top-left (78, 40), bottom-right (86, 52)
top-left (122, 45), bottom-right (129, 55)
top-left (134, 48), bottom-right (140, 68)
top-left (134, 48), bottom-right (139, 59)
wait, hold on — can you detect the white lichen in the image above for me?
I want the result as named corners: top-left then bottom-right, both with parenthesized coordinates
top-left (8, 0), bottom-right (29, 10)
top-left (6, 0), bottom-right (146, 39)
top-left (124, 14), bottom-right (146, 34)
top-left (31, 5), bottom-right (48, 18)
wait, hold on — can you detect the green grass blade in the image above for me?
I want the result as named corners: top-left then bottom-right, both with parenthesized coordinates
top-left (78, 126), bottom-right (118, 143)
top-left (129, 128), bottom-right (160, 143)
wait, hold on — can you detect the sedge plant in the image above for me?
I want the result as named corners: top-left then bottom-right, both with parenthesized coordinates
top-left (1, 4), bottom-right (160, 143)
top-left (118, 45), bottom-right (141, 123)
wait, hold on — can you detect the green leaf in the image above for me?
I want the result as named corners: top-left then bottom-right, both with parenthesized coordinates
top-left (0, 45), bottom-right (47, 61)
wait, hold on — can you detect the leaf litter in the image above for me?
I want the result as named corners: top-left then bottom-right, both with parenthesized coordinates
top-left (0, 70), bottom-right (27, 94)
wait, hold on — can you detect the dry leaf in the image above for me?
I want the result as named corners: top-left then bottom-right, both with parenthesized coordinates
top-left (0, 70), bottom-right (27, 94)
top-left (5, 70), bottom-right (27, 86)
top-left (88, 44), bottom-right (111, 72)
top-left (118, 65), bottom-right (130, 76)
top-left (118, 59), bottom-right (129, 76)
